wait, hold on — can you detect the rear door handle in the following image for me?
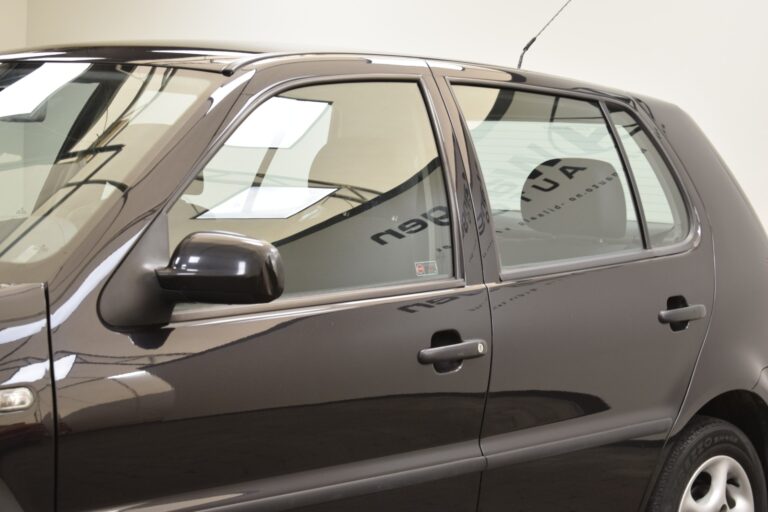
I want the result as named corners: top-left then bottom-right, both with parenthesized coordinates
top-left (418, 340), bottom-right (487, 365)
top-left (658, 304), bottom-right (707, 324)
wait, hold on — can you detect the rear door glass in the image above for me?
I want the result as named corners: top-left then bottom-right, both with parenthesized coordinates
top-left (452, 85), bottom-right (642, 268)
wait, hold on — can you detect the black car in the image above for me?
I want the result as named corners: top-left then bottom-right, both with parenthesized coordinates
top-left (0, 46), bottom-right (765, 512)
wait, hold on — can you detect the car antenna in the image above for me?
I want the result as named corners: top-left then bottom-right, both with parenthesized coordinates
top-left (517, 0), bottom-right (574, 69)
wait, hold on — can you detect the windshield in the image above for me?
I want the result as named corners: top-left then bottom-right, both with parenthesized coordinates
top-left (0, 61), bottom-right (217, 272)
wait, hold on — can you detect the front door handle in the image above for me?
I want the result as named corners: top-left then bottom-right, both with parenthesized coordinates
top-left (658, 304), bottom-right (707, 324)
top-left (418, 340), bottom-right (487, 365)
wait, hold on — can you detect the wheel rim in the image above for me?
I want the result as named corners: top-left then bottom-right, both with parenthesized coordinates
top-left (678, 455), bottom-right (754, 512)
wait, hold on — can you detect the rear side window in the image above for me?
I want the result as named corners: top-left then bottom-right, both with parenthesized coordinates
top-left (452, 85), bottom-right (642, 269)
top-left (168, 81), bottom-right (453, 296)
top-left (607, 105), bottom-right (689, 246)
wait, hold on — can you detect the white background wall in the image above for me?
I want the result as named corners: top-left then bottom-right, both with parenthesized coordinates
top-left (0, 0), bottom-right (26, 51)
top-left (4, 0), bottom-right (768, 224)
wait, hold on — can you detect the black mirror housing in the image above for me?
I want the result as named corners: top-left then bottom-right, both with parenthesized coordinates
top-left (156, 232), bottom-right (284, 304)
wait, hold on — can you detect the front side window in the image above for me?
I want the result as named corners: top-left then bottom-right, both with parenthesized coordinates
top-left (168, 81), bottom-right (453, 296)
top-left (453, 85), bottom-right (642, 269)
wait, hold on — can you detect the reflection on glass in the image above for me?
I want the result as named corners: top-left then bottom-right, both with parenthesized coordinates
top-left (227, 97), bottom-right (330, 149)
top-left (169, 81), bottom-right (454, 296)
top-left (0, 62), bottom-right (90, 118)
top-left (0, 61), bottom-right (217, 270)
top-left (197, 186), bottom-right (338, 219)
top-left (608, 105), bottom-right (689, 246)
top-left (453, 85), bottom-right (643, 268)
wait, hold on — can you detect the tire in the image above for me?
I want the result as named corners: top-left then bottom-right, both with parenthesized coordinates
top-left (647, 416), bottom-right (768, 512)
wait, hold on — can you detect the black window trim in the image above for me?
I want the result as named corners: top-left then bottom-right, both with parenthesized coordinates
top-left (445, 77), bottom-right (701, 283)
top-left (162, 71), bottom-right (468, 323)
top-left (598, 100), bottom-right (651, 249)
top-left (603, 101), bottom-right (693, 248)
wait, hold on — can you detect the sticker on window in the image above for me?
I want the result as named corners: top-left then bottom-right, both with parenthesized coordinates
top-left (415, 261), bottom-right (438, 277)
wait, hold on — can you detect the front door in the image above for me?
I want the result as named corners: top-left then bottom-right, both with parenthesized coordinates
top-left (51, 58), bottom-right (492, 512)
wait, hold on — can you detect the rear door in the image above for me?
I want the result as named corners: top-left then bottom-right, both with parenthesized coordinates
top-left (433, 66), bottom-right (714, 511)
top-left (51, 57), bottom-right (492, 512)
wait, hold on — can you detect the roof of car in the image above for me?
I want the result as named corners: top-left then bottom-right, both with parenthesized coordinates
top-left (0, 43), bottom-right (638, 104)
top-left (0, 44), bottom-right (266, 73)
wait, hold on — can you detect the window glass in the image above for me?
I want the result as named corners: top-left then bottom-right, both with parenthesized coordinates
top-left (608, 105), bottom-right (688, 246)
top-left (168, 81), bottom-right (453, 296)
top-left (453, 85), bottom-right (642, 268)
top-left (0, 62), bottom-right (216, 268)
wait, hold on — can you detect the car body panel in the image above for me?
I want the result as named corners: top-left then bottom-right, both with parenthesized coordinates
top-left (55, 286), bottom-right (491, 511)
top-left (640, 97), bottom-right (768, 433)
top-left (0, 284), bottom-right (56, 512)
top-left (36, 56), bottom-right (494, 511)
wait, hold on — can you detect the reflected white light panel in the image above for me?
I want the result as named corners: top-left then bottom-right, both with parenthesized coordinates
top-left (152, 50), bottom-right (247, 57)
top-left (0, 62), bottom-right (90, 118)
top-left (198, 186), bottom-right (336, 219)
top-left (27, 57), bottom-right (105, 62)
top-left (3, 360), bottom-right (47, 385)
top-left (368, 57), bottom-right (428, 67)
top-left (227, 97), bottom-right (328, 149)
top-left (53, 354), bottom-right (77, 381)
top-left (2, 354), bottom-right (77, 385)
top-left (108, 370), bottom-right (148, 380)
top-left (426, 60), bottom-right (465, 71)
top-left (0, 51), bottom-right (65, 60)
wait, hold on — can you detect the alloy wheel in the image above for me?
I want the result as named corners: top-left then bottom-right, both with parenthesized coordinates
top-left (678, 455), bottom-right (754, 512)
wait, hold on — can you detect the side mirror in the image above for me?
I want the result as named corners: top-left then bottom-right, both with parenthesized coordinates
top-left (156, 232), bottom-right (284, 304)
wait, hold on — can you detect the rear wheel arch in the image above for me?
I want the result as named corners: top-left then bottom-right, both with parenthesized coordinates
top-left (647, 414), bottom-right (766, 511)
top-left (697, 391), bottom-right (768, 466)
top-left (680, 391), bottom-right (768, 495)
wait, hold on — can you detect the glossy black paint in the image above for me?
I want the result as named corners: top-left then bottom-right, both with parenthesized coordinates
top-left (431, 62), bottom-right (716, 511)
top-left (33, 53), bottom-right (492, 512)
top-left (0, 46), bottom-right (765, 511)
top-left (0, 285), bottom-right (56, 511)
top-left (479, 441), bottom-right (661, 511)
top-left (157, 232), bottom-right (285, 306)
